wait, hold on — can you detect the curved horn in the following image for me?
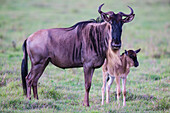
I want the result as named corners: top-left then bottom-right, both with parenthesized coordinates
top-left (119, 6), bottom-right (134, 16)
top-left (98, 3), bottom-right (104, 14)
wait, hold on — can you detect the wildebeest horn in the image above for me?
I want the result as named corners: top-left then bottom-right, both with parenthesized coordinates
top-left (98, 4), bottom-right (111, 22)
top-left (98, 3), bottom-right (104, 14)
top-left (98, 4), bottom-right (115, 15)
top-left (119, 6), bottom-right (134, 16)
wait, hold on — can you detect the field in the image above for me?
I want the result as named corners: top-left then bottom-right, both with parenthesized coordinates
top-left (0, 0), bottom-right (170, 112)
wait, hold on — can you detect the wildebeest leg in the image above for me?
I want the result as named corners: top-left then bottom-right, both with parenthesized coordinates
top-left (101, 72), bottom-right (107, 105)
top-left (32, 85), bottom-right (38, 99)
top-left (106, 76), bottom-right (114, 104)
top-left (122, 77), bottom-right (127, 106)
top-left (32, 60), bottom-right (49, 99)
top-left (83, 65), bottom-right (94, 107)
top-left (115, 77), bottom-right (120, 106)
top-left (26, 71), bottom-right (32, 100)
top-left (26, 58), bottom-right (49, 100)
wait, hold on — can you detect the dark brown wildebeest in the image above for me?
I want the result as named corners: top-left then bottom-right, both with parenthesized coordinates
top-left (21, 4), bottom-right (135, 106)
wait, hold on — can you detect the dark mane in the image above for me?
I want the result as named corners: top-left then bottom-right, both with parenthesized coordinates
top-left (64, 20), bottom-right (94, 31)
top-left (64, 16), bottom-right (104, 31)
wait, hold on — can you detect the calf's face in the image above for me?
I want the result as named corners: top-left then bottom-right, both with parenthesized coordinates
top-left (125, 49), bottom-right (141, 67)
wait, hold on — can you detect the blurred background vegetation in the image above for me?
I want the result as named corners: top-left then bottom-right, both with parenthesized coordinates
top-left (0, 0), bottom-right (169, 112)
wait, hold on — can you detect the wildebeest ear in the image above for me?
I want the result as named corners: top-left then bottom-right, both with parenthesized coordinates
top-left (125, 50), bottom-right (128, 55)
top-left (122, 14), bottom-right (135, 23)
top-left (135, 48), bottom-right (141, 53)
top-left (101, 13), bottom-right (110, 22)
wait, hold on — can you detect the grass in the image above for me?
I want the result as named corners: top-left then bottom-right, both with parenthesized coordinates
top-left (0, 0), bottom-right (170, 112)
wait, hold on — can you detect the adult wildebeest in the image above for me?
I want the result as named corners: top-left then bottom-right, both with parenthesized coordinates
top-left (21, 4), bottom-right (135, 106)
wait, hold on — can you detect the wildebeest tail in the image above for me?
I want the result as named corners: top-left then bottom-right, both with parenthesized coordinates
top-left (21, 39), bottom-right (28, 95)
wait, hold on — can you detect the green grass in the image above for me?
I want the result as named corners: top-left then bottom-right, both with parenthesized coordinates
top-left (0, 0), bottom-right (170, 112)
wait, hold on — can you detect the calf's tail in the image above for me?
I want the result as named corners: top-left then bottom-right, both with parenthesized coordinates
top-left (21, 39), bottom-right (28, 95)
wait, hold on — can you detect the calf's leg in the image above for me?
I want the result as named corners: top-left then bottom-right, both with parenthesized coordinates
top-left (106, 76), bottom-right (114, 104)
top-left (101, 72), bottom-right (107, 105)
top-left (115, 77), bottom-right (121, 106)
top-left (122, 78), bottom-right (127, 106)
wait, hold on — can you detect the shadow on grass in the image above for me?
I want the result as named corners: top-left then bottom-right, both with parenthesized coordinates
top-left (109, 93), bottom-right (169, 112)
top-left (110, 91), bottom-right (157, 101)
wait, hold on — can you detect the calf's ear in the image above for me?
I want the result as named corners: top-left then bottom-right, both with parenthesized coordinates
top-left (135, 48), bottom-right (141, 53)
top-left (125, 50), bottom-right (128, 55)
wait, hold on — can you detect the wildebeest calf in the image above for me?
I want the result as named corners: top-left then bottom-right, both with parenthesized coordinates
top-left (101, 48), bottom-right (141, 106)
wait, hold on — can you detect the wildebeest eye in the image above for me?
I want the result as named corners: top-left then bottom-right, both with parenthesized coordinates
top-left (129, 55), bottom-right (134, 59)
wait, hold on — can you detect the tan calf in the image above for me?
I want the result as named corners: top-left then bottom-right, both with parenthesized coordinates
top-left (101, 48), bottom-right (141, 106)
